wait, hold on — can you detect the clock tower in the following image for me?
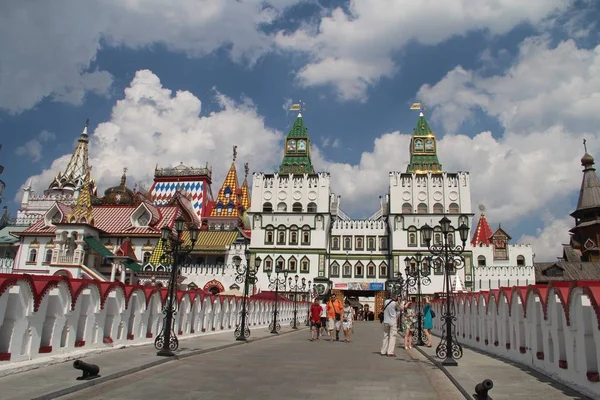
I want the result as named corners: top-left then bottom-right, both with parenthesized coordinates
top-left (406, 111), bottom-right (442, 174)
top-left (279, 112), bottom-right (315, 175)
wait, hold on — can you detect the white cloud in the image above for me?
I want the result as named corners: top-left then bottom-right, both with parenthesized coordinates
top-left (18, 70), bottom-right (282, 201)
top-left (15, 131), bottom-right (56, 162)
top-left (0, 0), bottom-right (304, 114)
top-left (275, 0), bottom-right (568, 100)
top-left (518, 216), bottom-right (572, 262)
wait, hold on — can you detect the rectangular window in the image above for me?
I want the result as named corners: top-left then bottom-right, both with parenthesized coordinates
top-left (367, 236), bottom-right (376, 250)
top-left (343, 236), bottom-right (352, 250)
top-left (355, 236), bottom-right (364, 250)
top-left (330, 263), bottom-right (340, 277)
top-left (265, 231), bottom-right (274, 245)
top-left (408, 232), bottom-right (417, 247)
top-left (301, 260), bottom-right (309, 272)
top-left (379, 237), bottom-right (388, 250)
top-left (264, 259), bottom-right (273, 272)
top-left (367, 264), bottom-right (375, 277)
top-left (290, 231), bottom-right (298, 245)
top-left (277, 230), bottom-right (286, 245)
top-left (355, 264), bottom-right (363, 277)
top-left (289, 259), bottom-right (297, 272)
top-left (302, 230), bottom-right (311, 245)
top-left (379, 264), bottom-right (387, 278)
top-left (343, 264), bottom-right (352, 277)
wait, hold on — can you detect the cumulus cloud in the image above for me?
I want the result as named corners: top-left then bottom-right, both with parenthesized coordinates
top-left (0, 0), bottom-right (303, 114)
top-left (518, 216), bottom-right (572, 262)
top-left (18, 70), bottom-right (283, 199)
top-left (275, 0), bottom-right (568, 101)
top-left (15, 131), bottom-right (56, 162)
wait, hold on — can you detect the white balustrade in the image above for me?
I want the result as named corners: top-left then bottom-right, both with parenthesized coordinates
top-left (0, 273), bottom-right (308, 364)
top-left (430, 282), bottom-right (600, 398)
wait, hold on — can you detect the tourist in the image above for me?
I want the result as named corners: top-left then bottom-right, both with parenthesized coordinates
top-left (310, 298), bottom-right (322, 341)
top-left (342, 299), bottom-right (354, 343)
top-left (320, 298), bottom-right (328, 337)
top-left (423, 298), bottom-right (433, 347)
top-left (380, 292), bottom-right (402, 357)
top-left (326, 293), bottom-right (343, 341)
top-left (402, 302), bottom-right (416, 350)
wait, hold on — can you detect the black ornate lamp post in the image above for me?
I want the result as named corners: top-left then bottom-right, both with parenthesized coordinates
top-left (385, 275), bottom-right (404, 299)
top-left (155, 216), bottom-right (199, 357)
top-left (288, 275), bottom-right (309, 329)
top-left (404, 253), bottom-right (431, 347)
top-left (266, 263), bottom-right (289, 334)
top-left (420, 216), bottom-right (469, 366)
top-left (233, 251), bottom-right (262, 341)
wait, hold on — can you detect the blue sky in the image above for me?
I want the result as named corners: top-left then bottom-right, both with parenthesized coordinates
top-left (0, 0), bottom-right (599, 260)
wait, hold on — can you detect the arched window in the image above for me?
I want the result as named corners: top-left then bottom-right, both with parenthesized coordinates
top-left (402, 203), bottom-right (413, 213)
top-left (343, 236), bottom-right (352, 250)
top-left (447, 227), bottom-right (455, 246)
top-left (301, 226), bottom-right (311, 245)
top-left (289, 226), bottom-right (298, 245)
top-left (355, 237), bottom-right (364, 250)
top-left (433, 203), bottom-right (443, 214)
top-left (277, 202), bottom-right (287, 212)
top-left (417, 203), bottom-right (427, 213)
top-left (343, 262), bottom-right (352, 277)
top-left (367, 236), bottom-right (375, 250)
top-left (408, 227), bottom-right (417, 247)
top-left (330, 262), bottom-right (340, 277)
top-left (265, 226), bottom-right (274, 244)
top-left (44, 249), bottom-right (53, 263)
top-left (277, 227), bottom-right (286, 245)
top-left (477, 255), bottom-right (486, 266)
top-left (143, 251), bottom-right (152, 264)
top-left (263, 256), bottom-right (273, 273)
top-left (292, 202), bottom-right (303, 212)
top-left (516, 255), bottom-right (525, 266)
top-left (28, 249), bottom-right (37, 263)
top-left (263, 202), bottom-right (273, 212)
top-left (449, 203), bottom-right (459, 214)
top-left (307, 202), bottom-right (317, 212)
top-left (434, 227), bottom-right (442, 245)
top-left (332, 236), bottom-right (340, 250)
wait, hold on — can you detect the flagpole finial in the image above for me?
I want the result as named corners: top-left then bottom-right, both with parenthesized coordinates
top-left (289, 100), bottom-right (305, 116)
top-left (584, 138), bottom-right (588, 153)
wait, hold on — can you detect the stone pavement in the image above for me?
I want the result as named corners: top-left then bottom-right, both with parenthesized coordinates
top-left (53, 322), bottom-right (462, 400)
top-left (0, 325), bottom-right (303, 400)
top-left (416, 335), bottom-right (594, 400)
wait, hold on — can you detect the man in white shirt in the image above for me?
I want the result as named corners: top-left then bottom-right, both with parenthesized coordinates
top-left (380, 293), bottom-right (402, 357)
top-left (320, 299), bottom-right (328, 336)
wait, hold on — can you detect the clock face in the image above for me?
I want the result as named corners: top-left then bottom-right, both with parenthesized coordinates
top-left (287, 140), bottom-right (296, 151)
top-left (414, 139), bottom-right (424, 152)
top-left (425, 139), bottom-right (434, 151)
top-left (297, 140), bottom-right (306, 151)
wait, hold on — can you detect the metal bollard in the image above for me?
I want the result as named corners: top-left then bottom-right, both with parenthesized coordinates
top-left (473, 379), bottom-right (493, 400)
top-left (73, 359), bottom-right (101, 380)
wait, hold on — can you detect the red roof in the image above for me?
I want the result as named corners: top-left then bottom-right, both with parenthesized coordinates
top-left (471, 212), bottom-right (493, 246)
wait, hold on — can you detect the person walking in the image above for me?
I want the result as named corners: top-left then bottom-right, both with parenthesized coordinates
top-left (342, 299), bottom-right (354, 343)
top-left (310, 298), bottom-right (322, 341)
top-left (320, 299), bottom-right (328, 337)
top-left (402, 302), bottom-right (416, 350)
top-left (326, 293), bottom-right (343, 342)
top-left (380, 292), bottom-right (401, 357)
top-left (423, 297), bottom-right (433, 347)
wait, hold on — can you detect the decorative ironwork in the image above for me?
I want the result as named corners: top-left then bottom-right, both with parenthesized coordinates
top-left (420, 216), bottom-right (469, 366)
top-left (404, 253), bottom-right (431, 347)
top-left (154, 217), bottom-right (199, 357)
top-left (266, 265), bottom-right (289, 334)
top-left (233, 251), bottom-right (261, 341)
top-left (287, 275), bottom-right (309, 330)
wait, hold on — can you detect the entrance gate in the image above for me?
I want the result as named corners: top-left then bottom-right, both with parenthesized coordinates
top-left (329, 289), bottom-right (387, 321)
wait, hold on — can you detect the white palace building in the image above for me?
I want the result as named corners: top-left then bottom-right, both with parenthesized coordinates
top-left (2, 111), bottom-right (535, 316)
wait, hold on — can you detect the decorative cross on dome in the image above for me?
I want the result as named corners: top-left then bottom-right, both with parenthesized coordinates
top-left (584, 138), bottom-right (588, 153)
top-left (233, 145), bottom-right (238, 161)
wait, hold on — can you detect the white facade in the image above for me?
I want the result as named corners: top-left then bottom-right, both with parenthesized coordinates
top-left (472, 243), bottom-right (536, 290)
top-left (388, 171), bottom-right (475, 295)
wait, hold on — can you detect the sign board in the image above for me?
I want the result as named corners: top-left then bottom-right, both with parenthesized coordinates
top-left (333, 282), bottom-right (385, 291)
top-left (334, 283), bottom-right (348, 289)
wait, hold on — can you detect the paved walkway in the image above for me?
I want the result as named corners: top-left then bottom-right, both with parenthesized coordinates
top-left (416, 334), bottom-right (594, 400)
top-left (47, 322), bottom-right (460, 400)
top-left (0, 325), bottom-right (303, 400)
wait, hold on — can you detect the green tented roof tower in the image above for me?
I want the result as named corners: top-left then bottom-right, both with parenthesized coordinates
top-left (279, 113), bottom-right (315, 174)
top-left (406, 111), bottom-right (443, 174)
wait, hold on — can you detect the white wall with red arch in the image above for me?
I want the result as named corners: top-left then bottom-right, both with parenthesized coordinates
top-left (0, 274), bottom-right (307, 364)
top-left (430, 281), bottom-right (600, 398)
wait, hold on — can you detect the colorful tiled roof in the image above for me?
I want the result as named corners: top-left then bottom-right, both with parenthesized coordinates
top-left (471, 212), bottom-right (493, 246)
top-left (279, 113), bottom-right (315, 174)
top-left (150, 179), bottom-right (205, 219)
top-left (186, 230), bottom-right (238, 252)
top-left (406, 112), bottom-right (442, 174)
top-left (67, 175), bottom-right (95, 225)
top-left (210, 162), bottom-right (240, 217)
top-left (240, 177), bottom-right (250, 211)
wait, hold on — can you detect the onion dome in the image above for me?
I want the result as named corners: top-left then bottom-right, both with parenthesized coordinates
top-left (102, 168), bottom-right (136, 205)
top-left (582, 152), bottom-right (595, 167)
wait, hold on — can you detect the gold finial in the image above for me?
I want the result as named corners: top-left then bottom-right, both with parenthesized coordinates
top-left (244, 162), bottom-right (249, 178)
top-left (584, 138), bottom-right (588, 153)
top-left (123, 167), bottom-right (128, 174)
top-left (233, 145), bottom-right (238, 162)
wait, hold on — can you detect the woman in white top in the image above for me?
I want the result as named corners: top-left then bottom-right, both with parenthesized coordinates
top-left (342, 299), bottom-right (354, 343)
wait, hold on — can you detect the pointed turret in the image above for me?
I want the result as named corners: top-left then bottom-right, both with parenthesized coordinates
top-left (471, 205), bottom-right (493, 246)
top-left (240, 162), bottom-right (251, 212)
top-left (406, 111), bottom-right (442, 174)
top-left (279, 113), bottom-right (315, 174)
top-left (569, 141), bottom-right (600, 261)
top-left (66, 169), bottom-right (94, 225)
top-left (210, 146), bottom-right (241, 217)
top-left (46, 119), bottom-right (96, 197)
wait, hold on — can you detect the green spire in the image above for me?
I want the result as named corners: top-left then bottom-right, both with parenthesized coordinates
top-left (279, 113), bottom-right (315, 174)
top-left (406, 112), bottom-right (442, 174)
